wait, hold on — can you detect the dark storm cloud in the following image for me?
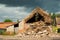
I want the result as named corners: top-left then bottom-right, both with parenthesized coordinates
top-left (0, 0), bottom-right (60, 12)
top-left (0, 0), bottom-right (42, 7)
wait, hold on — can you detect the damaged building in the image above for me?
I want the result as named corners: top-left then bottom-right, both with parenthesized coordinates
top-left (19, 7), bottom-right (52, 34)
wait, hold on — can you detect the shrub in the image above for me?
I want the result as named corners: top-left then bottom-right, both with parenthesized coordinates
top-left (52, 26), bottom-right (58, 32)
top-left (4, 19), bottom-right (13, 22)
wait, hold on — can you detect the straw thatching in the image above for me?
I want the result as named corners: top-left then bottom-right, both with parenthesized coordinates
top-left (22, 7), bottom-right (52, 24)
top-left (19, 7), bottom-right (52, 33)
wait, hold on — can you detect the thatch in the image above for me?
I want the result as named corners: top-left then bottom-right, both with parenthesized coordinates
top-left (22, 7), bottom-right (52, 24)
top-left (19, 7), bottom-right (52, 33)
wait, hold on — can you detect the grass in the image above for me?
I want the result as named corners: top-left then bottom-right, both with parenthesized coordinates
top-left (1, 34), bottom-right (16, 36)
top-left (0, 32), bottom-right (16, 36)
top-left (52, 26), bottom-right (58, 32)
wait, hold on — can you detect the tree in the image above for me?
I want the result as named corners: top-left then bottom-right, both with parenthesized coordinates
top-left (17, 19), bottom-right (19, 23)
top-left (52, 13), bottom-right (56, 26)
top-left (4, 19), bottom-right (13, 22)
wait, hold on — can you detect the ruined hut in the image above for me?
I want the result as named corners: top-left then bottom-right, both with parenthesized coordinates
top-left (19, 7), bottom-right (52, 33)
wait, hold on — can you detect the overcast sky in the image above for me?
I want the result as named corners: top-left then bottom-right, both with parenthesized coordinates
top-left (0, 0), bottom-right (60, 22)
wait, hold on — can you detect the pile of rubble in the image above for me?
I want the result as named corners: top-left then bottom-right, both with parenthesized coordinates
top-left (18, 21), bottom-right (51, 37)
top-left (17, 30), bottom-right (50, 38)
top-left (26, 21), bottom-right (50, 33)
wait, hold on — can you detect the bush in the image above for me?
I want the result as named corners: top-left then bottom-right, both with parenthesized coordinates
top-left (52, 26), bottom-right (58, 32)
top-left (57, 28), bottom-right (60, 33)
top-left (0, 30), bottom-right (6, 35)
top-left (4, 19), bottom-right (13, 22)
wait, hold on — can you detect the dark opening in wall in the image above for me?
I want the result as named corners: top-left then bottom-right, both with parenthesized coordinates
top-left (45, 23), bottom-right (50, 26)
top-left (26, 13), bottom-right (45, 23)
top-left (14, 23), bottom-right (18, 27)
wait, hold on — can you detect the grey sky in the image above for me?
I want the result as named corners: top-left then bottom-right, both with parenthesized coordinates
top-left (0, 0), bottom-right (60, 22)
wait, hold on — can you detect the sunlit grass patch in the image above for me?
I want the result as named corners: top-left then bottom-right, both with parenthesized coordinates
top-left (52, 26), bottom-right (58, 32)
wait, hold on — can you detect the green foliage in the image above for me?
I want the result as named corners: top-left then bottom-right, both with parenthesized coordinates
top-left (4, 19), bottom-right (13, 22)
top-left (51, 13), bottom-right (56, 19)
top-left (0, 30), bottom-right (15, 35)
top-left (17, 19), bottom-right (19, 23)
top-left (52, 26), bottom-right (58, 32)
top-left (51, 13), bottom-right (56, 26)
top-left (0, 30), bottom-right (6, 35)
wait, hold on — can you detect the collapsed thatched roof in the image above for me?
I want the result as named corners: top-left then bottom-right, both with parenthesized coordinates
top-left (22, 7), bottom-right (52, 23)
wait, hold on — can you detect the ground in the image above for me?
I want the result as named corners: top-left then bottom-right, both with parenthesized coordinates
top-left (0, 33), bottom-right (60, 40)
top-left (0, 35), bottom-right (50, 40)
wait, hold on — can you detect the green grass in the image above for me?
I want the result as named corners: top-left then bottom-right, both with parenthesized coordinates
top-left (52, 26), bottom-right (58, 32)
top-left (0, 32), bottom-right (16, 36)
top-left (1, 33), bottom-right (16, 36)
